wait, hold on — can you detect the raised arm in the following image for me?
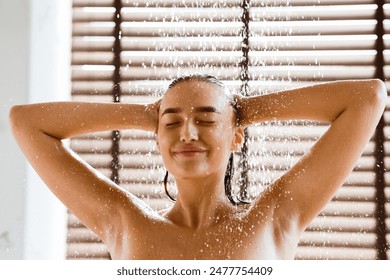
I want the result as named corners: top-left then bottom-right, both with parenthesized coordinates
top-left (238, 79), bottom-right (387, 232)
top-left (9, 101), bottom-right (159, 242)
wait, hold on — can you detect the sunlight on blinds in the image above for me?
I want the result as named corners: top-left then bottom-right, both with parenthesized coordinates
top-left (67, 0), bottom-right (388, 260)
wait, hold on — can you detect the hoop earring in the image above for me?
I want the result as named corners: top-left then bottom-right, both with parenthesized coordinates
top-left (164, 171), bottom-right (176, 202)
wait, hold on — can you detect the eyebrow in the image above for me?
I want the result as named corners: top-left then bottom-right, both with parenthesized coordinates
top-left (161, 106), bottom-right (221, 116)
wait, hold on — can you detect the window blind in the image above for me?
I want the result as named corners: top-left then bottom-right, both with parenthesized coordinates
top-left (67, 0), bottom-right (389, 260)
top-left (383, 0), bottom-right (390, 261)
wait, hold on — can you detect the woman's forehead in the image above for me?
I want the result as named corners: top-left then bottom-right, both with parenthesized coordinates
top-left (161, 81), bottom-right (229, 109)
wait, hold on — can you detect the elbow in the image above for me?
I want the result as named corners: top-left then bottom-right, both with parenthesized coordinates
top-left (371, 79), bottom-right (387, 105)
top-left (9, 105), bottom-right (23, 128)
top-left (9, 105), bottom-right (32, 133)
top-left (359, 79), bottom-right (387, 113)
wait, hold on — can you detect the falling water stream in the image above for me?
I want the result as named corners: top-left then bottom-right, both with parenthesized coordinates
top-left (119, 0), bottom-right (321, 205)
top-left (66, 0), bottom-right (389, 260)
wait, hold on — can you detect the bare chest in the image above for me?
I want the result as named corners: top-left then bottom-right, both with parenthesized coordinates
top-left (110, 219), bottom-right (292, 260)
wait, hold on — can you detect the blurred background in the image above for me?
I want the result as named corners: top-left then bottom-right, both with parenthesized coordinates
top-left (0, 0), bottom-right (389, 260)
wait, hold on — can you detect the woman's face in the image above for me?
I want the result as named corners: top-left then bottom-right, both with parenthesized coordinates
top-left (157, 80), bottom-right (243, 180)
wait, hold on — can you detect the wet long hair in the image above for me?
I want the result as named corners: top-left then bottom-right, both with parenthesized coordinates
top-left (162, 74), bottom-right (247, 205)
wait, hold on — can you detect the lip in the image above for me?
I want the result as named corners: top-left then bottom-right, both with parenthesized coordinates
top-left (173, 145), bottom-right (207, 157)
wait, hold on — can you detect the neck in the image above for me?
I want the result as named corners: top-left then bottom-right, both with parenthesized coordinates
top-left (167, 175), bottom-right (233, 229)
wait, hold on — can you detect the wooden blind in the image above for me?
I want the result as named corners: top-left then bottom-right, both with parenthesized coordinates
top-left (383, 0), bottom-right (390, 261)
top-left (67, 0), bottom-right (389, 260)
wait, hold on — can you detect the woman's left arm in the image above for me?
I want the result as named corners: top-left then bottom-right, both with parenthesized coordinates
top-left (239, 79), bottom-right (387, 232)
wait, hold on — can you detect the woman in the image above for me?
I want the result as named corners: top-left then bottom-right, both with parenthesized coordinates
top-left (9, 74), bottom-right (386, 259)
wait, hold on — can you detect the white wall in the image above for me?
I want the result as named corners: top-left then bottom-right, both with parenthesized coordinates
top-left (0, 0), bottom-right (72, 259)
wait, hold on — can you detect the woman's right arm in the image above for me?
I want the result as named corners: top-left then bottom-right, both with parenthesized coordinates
top-left (9, 101), bottom-right (159, 242)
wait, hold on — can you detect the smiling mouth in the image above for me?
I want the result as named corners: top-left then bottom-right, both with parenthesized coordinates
top-left (173, 147), bottom-right (207, 157)
top-left (175, 151), bottom-right (206, 156)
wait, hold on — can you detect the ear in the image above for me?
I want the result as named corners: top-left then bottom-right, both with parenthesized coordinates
top-left (230, 126), bottom-right (244, 151)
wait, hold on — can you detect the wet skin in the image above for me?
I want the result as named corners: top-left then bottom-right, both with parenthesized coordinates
top-left (110, 82), bottom-right (297, 259)
top-left (9, 79), bottom-right (386, 259)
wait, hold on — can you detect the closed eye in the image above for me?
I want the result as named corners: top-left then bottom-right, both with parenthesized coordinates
top-left (196, 120), bottom-right (216, 125)
top-left (165, 122), bottom-right (181, 127)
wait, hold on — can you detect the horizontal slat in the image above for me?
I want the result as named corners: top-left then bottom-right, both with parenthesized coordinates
top-left (118, 35), bottom-right (377, 52)
top-left (73, 0), bottom-right (114, 7)
top-left (72, 0), bottom-right (375, 8)
top-left (73, 7), bottom-right (115, 22)
top-left (250, 20), bottom-right (377, 36)
top-left (121, 22), bottom-right (242, 37)
top-left (120, 129), bottom-right (157, 138)
top-left (77, 153), bottom-right (113, 168)
top-left (383, 110), bottom-right (390, 124)
top-left (383, 19), bottom-right (390, 33)
top-left (71, 81), bottom-right (114, 95)
top-left (68, 212), bottom-right (82, 228)
top-left (120, 0), bottom-right (241, 8)
top-left (119, 66), bottom-right (242, 80)
top-left (295, 246), bottom-right (376, 260)
top-left (250, 5), bottom-right (377, 20)
top-left (248, 123), bottom-right (351, 141)
top-left (118, 5), bottom-right (376, 22)
top-left (70, 138), bottom-right (113, 152)
top-left (118, 153), bottom-right (162, 167)
top-left (115, 138), bottom-right (373, 155)
top-left (119, 80), bottom-right (312, 96)
top-left (306, 216), bottom-right (376, 232)
top-left (72, 65), bottom-right (375, 82)
top-left (67, 243), bottom-right (110, 259)
top-left (384, 174), bottom-right (390, 186)
top-left (116, 50), bottom-right (377, 67)
top-left (115, 79), bottom-right (385, 97)
top-left (118, 0), bottom-right (375, 8)
top-left (71, 54), bottom-right (377, 71)
top-left (249, 50), bottom-right (376, 65)
top-left (287, 0), bottom-right (374, 4)
top-left (72, 22), bottom-right (115, 36)
top-left (72, 52), bottom-right (114, 65)
top-left (71, 79), bottom-right (350, 98)
top-left (117, 20), bottom-right (377, 37)
top-left (387, 217), bottom-right (390, 233)
top-left (334, 186), bottom-right (376, 202)
top-left (71, 66), bottom-right (380, 84)
top-left (250, 35), bottom-right (377, 51)
top-left (299, 231), bottom-right (376, 248)
top-left (387, 234), bottom-right (390, 258)
top-left (382, 35), bottom-right (390, 50)
top-left (121, 36), bottom-right (242, 51)
top-left (114, 65), bottom-right (376, 81)
top-left (321, 201), bottom-right (376, 217)
top-left (72, 66), bottom-right (114, 81)
top-left (67, 228), bottom-right (102, 243)
top-left (122, 51), bottom-right (242, 66)
top-left (72, 36), bottom-right (115, 51)
top-left (121, 7), bottom-right (241, 22)
top-left (381, 65), bottom-right (390, 79)
top-left (250, 65), bottom-right (376, 80)
top-left (247, 170), bottom-right (376, 187)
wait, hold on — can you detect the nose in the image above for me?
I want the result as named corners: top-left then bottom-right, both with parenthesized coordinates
top-left (180, 118), bottom-right (199, 143)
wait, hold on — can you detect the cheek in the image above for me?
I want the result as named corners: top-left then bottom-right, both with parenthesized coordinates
top-left (209, 127), bottom-right (235, 154)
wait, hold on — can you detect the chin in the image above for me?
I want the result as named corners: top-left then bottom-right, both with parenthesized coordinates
top-left (170, 167), bottom-right (211, 180)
